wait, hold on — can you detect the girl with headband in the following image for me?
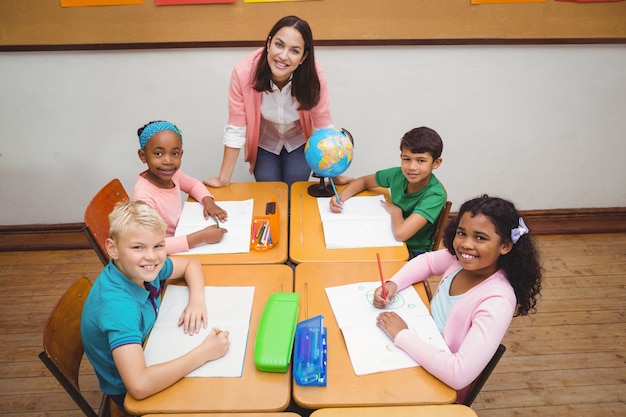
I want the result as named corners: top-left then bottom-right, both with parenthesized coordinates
top-left (132, 120), bottom-right (227, 254)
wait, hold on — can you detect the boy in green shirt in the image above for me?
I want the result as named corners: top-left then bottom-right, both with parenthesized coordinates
top-left (329, 126), bottom-right (446, 258)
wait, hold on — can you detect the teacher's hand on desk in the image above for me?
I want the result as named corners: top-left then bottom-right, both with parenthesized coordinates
top-left (203, 177), bottom-right (230, 188)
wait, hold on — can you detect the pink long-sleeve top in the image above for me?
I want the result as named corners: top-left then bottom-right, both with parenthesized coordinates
top-left (131, 169), bottom-right (213, 254)
top-left (226, 48), bottom-right (333, 173)
top-left (389, 249), bottom-right (516, 404)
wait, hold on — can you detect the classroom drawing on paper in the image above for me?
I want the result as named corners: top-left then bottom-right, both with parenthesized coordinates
top-left (325, 281), bottom-right (449, 376)
top-left (143, 285), bottom-right (255, 378)
top-left (316, 196), bottom-right (403, 249)
top-left (174, 199), bottom-right (253, 255)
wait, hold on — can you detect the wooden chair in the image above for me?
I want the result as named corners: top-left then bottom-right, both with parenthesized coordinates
top-left (39, 276), bottom-right (131, 417)
top-left (431, 201), bottom-right (452, 252)
top-left (463, 343), bottom-right (507, 406)
top-left (39, 277), bottom-right (106, 417)
top-left (83, 179), bottom-right (129, 265)
top-left (424, 201), bottom-right (452, 301)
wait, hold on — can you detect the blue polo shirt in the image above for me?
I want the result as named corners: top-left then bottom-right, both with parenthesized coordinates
top-left (81, 258), bottom-right (173, 395)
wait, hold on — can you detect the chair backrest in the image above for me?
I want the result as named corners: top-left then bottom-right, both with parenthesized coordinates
top-left (463, 344), bottom-right (506, 406)
top-left (83, 179), bottom-right (129, 265)
top-left (431, 200), bottom-right (452, 252)
top-left (39, 277), bottom-right (101, 417)
top-left (424, 201), bottom-right (452, 301)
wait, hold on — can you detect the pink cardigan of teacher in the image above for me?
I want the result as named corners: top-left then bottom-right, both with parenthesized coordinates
top-left (389, 249), bottom-right (516, 404)
top-left (227, 48), bottom-right (333, 173)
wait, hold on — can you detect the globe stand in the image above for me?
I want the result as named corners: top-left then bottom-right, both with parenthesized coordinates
top-left (307, 175), bottom-right (334, 198)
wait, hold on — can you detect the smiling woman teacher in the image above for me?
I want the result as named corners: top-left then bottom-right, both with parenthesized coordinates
top-left (204, 15), bottom-right (351, 188)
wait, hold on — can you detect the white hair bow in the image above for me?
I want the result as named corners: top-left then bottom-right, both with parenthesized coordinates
top-left (511, 217), bottom-right (529, 244)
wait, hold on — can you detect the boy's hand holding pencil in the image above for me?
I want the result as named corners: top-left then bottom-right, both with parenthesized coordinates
top-left (328, 177), bottom-right (345, 213)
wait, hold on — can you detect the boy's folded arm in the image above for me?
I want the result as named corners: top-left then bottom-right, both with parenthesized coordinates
top-left (390, 212), bottom-right (428, 242)
top-left (338, 174), bottom-right (376, 202)
top-left (173, 258), bottom-right (207, 331)
top-left (114, 339), bottom-right (215, 400)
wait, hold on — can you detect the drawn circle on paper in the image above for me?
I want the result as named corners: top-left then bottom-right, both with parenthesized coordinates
top-left (365, 289), bottom-right (406, 309)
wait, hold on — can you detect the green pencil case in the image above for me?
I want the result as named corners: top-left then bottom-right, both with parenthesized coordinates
top-left (254, 292), bottom-right (300, 373)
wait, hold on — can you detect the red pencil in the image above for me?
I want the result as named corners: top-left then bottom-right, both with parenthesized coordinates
top-left (376, 253), bottom-right (387, 301)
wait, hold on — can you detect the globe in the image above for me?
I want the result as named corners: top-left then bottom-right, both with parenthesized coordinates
top-left (304, 128), bottom-right (354, 178)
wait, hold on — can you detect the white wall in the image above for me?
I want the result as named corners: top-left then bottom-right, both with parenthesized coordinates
top-left (1, 45), bottom-right (625, 225)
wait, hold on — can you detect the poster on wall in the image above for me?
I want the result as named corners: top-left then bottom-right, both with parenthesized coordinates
top-left (156, 0), bottom-right (235, 4)
top-left (555, 0), bottom-right (623, 2)
top-left (471, 0), bottom-right (545, 3)
top-left (61, 0), bottom-right (142, 6)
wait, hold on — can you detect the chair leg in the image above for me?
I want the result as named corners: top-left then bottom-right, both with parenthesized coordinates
top-left (108, 397), bottom-right (134, 417)
top-left (97, 393), bottom-right (110, 417)
top-left (424, 280), bottom-right (433, 302)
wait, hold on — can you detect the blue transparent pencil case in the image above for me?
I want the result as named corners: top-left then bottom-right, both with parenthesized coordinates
top-left (293, 315), bottom-right (327, 386)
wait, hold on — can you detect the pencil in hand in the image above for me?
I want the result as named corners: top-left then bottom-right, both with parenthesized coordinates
top-left (329, 177), bottom-right (342, 210)
top-left (376, 253), bottom-right (387, 302)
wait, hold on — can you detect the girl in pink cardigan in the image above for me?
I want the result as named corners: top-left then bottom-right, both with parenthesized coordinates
top-left (374, 195), bottom-right (542, 404)
top-left (132, 121), bottom-right (227, 254)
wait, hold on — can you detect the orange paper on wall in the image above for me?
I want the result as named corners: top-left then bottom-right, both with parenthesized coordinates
top-left (471, 0), bottom-right (545, 3)
top-left (61, 0), bottom-right (142, 7)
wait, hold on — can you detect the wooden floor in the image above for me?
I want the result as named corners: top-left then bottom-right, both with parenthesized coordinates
top-left (0, 233), bottom-right (624, 417)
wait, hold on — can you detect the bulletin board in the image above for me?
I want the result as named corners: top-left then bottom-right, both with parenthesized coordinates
top-left (1, 0), bottom-right (625, 50)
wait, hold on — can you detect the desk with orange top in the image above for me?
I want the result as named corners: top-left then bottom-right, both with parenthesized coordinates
top-left (289, 181), bottom-right (409, 263)
top-left (310, 405), bottom-right (477, 417)
top-left (124, 264), bottom-right (293, 415)
top-left (173, 182), bottom-right (288, 265)
top-left (292, 261), bottom-right (456, 408)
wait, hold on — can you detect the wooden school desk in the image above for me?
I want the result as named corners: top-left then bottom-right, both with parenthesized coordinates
top-left (124, 264), bottom-right (293, 415)
top-left (310, 405), bottom-right (477, 417)
top-left (289, 181), bottom-right (409, 263)
top-left (293, 262), bottom-right (456, 409)
top-left (174, 182), bottom-right (288, 265)
top-left (142, 414), bottom-right (302, 417)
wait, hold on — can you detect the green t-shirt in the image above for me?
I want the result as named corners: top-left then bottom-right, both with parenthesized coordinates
top-left (375, 167), bottom-right (446, 253)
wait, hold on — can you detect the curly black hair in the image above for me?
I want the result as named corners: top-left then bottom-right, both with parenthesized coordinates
top-left (442, 195), bottom-right (542, 316)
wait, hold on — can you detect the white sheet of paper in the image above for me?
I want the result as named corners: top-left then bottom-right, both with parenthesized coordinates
top-left (143, 285), bottom-right (255, 378)
top-left (316, 196), bottom-right (403, 249)
top-left (325, 281), bottom-right (449, 376)
top-left (174, 199), bottom-right (253, 255)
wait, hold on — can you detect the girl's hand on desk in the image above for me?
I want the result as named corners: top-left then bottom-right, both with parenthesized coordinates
top-left (329, 195), bottom-right (344, 213)
top-left (376, 311), bottom-right (408, 341)
top-left (199, 329), bottom-right (231, 362)
top-left (178, 300), bottom-right (208, 335)
top-left (373, 281), bottom-right (397, 308)
top-left (199, 225), bottom-right (227, 244)
top-left (187, 226), bottom-right (227, 249)
top-left (202, 197), bottom-right (228, 223)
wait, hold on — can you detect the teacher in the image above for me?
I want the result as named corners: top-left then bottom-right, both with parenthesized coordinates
top-left (204, 15), bottom-right (351, 188)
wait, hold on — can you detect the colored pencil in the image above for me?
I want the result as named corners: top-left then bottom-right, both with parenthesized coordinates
top-left (376, 252), bottom-right (387, 301)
